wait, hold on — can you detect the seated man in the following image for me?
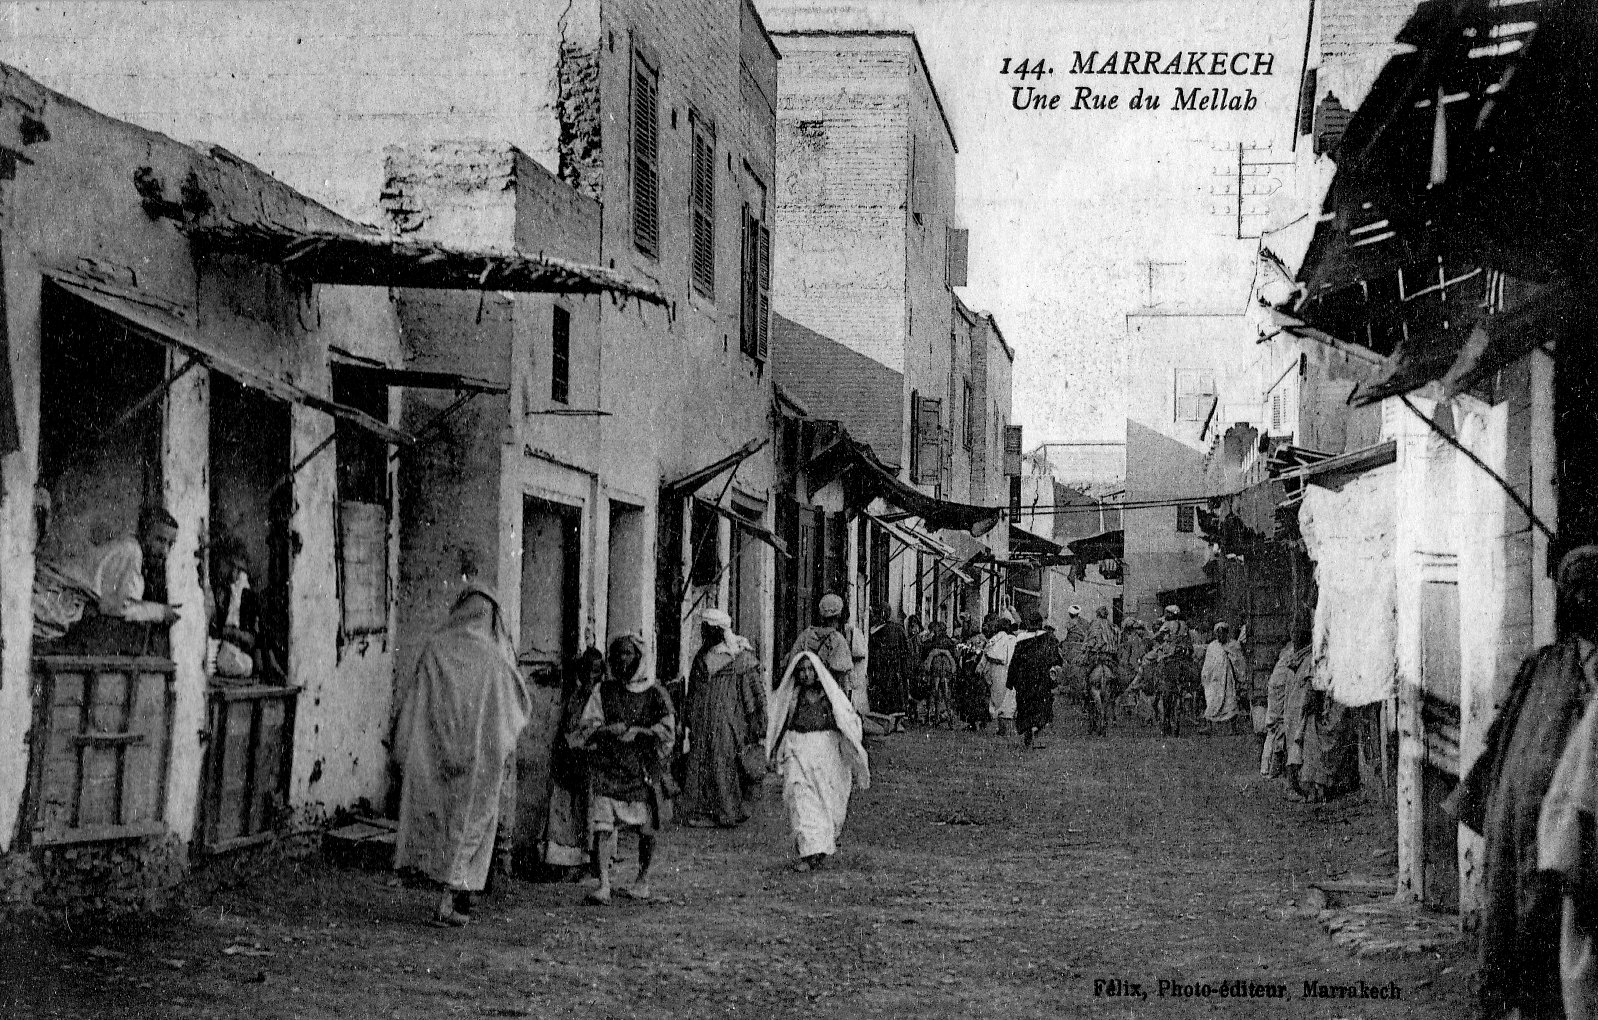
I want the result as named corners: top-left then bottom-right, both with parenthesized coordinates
top-left (209, 532), bottom-right (260, 679)
top-left (86, 505), bottom-right (181, 624)
top-left (53, 505), bottom-right (182, 655)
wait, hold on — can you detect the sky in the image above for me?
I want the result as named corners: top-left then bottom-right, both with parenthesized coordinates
top-left (762, 0), bottom-right (1312, 445)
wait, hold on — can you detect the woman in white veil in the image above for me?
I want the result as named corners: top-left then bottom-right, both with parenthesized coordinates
top-left (766, 650), bottom-right (871, 872)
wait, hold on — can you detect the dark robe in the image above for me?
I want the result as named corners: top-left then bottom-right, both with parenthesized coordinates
top-left (1009, 632), bottom-right (1062, 735)
top-left (868, 621), bottom-right (910, 715)
top-left (545, 651), bottom-right (602, 869)
top-left (682, 639), bottom-right (767, 826)
top-left (1451, 640), bottom-right (1594, 1020)
top-left (954, 640), bottom-right (990, 725)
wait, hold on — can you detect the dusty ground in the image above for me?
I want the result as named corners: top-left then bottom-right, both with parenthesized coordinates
top-left (1, 705), bottom-right (1471, 1019)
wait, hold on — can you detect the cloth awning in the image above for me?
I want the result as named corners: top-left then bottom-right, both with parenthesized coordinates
top-left (186, 221), bottom-right (669, 305)
top-left (696, 498), bottom-right (790, 559)
top-left (664, 439), bottom-right (768, 498)
top-left (1064, 528), bottom-right (1122, 562)
top-left (806, 426), bottom-right (1002, 537)
top-left (47, 274), bottom-right (412, 445)
top-left (867, 511), bottom-right (943, 560)
top-left (941, 561), bottom-right (977, 584)
top-left (1010, 524), bottom-right (1073, 567)
top-left (868, 511), bottom-right (971, 581)
top-left (1156, 581), bottom-right (1218, 618)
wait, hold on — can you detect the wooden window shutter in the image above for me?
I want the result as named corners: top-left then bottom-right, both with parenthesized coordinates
top-left (1177, 504), bottom-right (1196, 533)
top-left (1003, 425), bottom-right (1023, 476)
top-left (739, 206), bottom-right (756, 356)
top-left (632, 54), bottom-right (660, 258)
top-left (909, 387), bottom-right (921, 479)
top-left (915, 396), bottom-right (943, 485)
top-left (756, 220), bottom-right (771, 360)
top-left (690, 116), bottom-right (716, 298)
top-left (796, 506), bottom-right (817, 624)
top-left (963, 379), bottom-right (975, 450)
top-left (946, 227), bottom-right (969, 287)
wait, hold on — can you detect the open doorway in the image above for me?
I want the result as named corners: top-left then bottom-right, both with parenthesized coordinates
top-left (512, 496), bottom-right (581, 871)
top-left (607, 501), bottom-right (645, 641)
top-left (728, 507), bottom-right (765, 653)
top-left (520, 497), bottom-right (581, 685)
top-left (207, 374), bottom-right (292, 683)
top-left (200, 374), bottom-right (295, 852)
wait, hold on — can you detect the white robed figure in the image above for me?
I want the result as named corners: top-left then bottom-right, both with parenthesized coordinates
top-left (392, 585), bottom-right (530, 927)
top-left (1201, 622), bottom-right (1246, 725)
top-left (766, 650), bottom-right (871, 872)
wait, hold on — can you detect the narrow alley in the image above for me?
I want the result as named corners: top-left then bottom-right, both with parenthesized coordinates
top-left (1, 714), bottom-right (1469, 1019)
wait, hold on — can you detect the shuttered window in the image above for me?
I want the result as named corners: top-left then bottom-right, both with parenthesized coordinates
top-left (740, 208), bottom-right (757, 357)
top-left (631, 51), bottom-right (660, 259)
top-left (961, 380), bottom-right (974, 450)
top-left (913, 394), bottom-right (943, 486)
top-left (739, 206), bottom-right (771, 361)
top-left (946, 227), bottom-right (969, 287)
top-left (756, 220), bottom-right (770, 360)
top-left (1177, 504), bottom-right (1196, 533)
top-left (690, 114), bottom-right (716, 299)
top-left (551, 305), bottom-right (570, 405)
top-left (1003, 424), bottom-right (1023, 476)
top-left (1175, 372), bottom-right (1217, 422)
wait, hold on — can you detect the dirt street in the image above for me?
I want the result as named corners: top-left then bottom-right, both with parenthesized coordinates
top-left (1, 709), bottom-right (1472, 1019)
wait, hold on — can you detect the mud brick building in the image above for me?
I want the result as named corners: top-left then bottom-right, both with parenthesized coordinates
top-left (764, 23), bottom-right (1011, 633)
top-left (1, 0), bottom-right (777, 908)
top-left (0, 59), bottom-right (658, 918)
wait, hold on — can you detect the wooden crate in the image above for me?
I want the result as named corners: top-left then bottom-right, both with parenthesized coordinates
top-left (26, 655), bottom-right (176, 845)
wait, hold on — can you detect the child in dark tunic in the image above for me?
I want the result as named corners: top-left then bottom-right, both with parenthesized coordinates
top-left (571, 634), bottom-right (676, 904)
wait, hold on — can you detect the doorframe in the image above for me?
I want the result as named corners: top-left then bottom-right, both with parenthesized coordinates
top-left (518, 491), bottom-right (585, 686)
